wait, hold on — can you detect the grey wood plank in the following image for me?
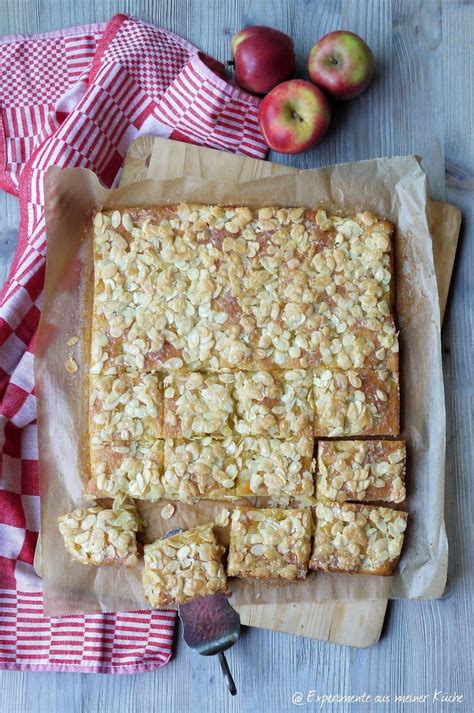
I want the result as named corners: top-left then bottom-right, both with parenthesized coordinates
top-left (0, 1), bottom-right (473, 712)
top-left (392, 0), bottom-right (446, 196)
top-left (440, 5), bottom-right (474, 711)
top-left (443, 0), bottom-right (474, 385)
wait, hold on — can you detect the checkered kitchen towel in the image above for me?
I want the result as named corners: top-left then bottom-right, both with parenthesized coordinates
top-left (0, 13), bottom-right (267, 673)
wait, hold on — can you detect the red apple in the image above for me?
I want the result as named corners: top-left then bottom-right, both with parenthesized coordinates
top-left (231, 25), bottom-right (295, 94)
top-left (308, 31), bottom-right (374, 100)
top-left (258, 79), bottom-right (331, 154)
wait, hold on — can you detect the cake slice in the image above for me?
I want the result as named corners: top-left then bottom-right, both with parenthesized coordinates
top-left (305, 315), bottom-right (399, 372)
top-left (163, 371), bottom-right (235, 438)
top-left (306, 209), bottom-right (395, 312)
top-left (89, 372), bottom-right (163, 447)
top-left (313, 368), bottom-right (400, 437)
top-left (227, 507), bottom-right (313, 581)
top-left (310, 501), bottom-right (407, 575)
top-left (317, 440), bottom-right (406, 504)
top-left (162, 437), bottom-right (239, 499)
top-left (161, 435), bottom-right (315, 503)
top-left (58, 497), bottom-right (142, 566)
top-left (90, 440), bottom-right (164, 501)
top-left (143, 523), bottom-right (227, 606)
top-left (233, 370), bottom-right (313, 438)
top-left (91, 207), bottom-right (203, 375)
top-left (163, 369), bottom-right (314, 440)
top-left (233, 435), bottom-right (315, 502)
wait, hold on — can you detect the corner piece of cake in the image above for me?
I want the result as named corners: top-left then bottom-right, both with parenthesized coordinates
top-left (310, 501), bottom-right (407, 575)
top-left (143, 523), bottom-right (227, 607)
top-left (227, 507), bottom-right (313, 581)
top-left (317, 440), bottom-right (406, 504)
top-left (58, 497), bottom-right (142, 566)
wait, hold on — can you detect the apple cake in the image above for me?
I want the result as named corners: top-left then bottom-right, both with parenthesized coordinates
top-left (74, 202), bottom-right (406, 598)
top-left (310, 501), bottom-right (407, 575)
top-left (231, 435), bottom-right (315, 502)
top-left (143, 523), bottom-right (227, 606)
top-left (227, 507), bottom-right (313, 580)
top-left (317, 440), bottom-right (406, 503)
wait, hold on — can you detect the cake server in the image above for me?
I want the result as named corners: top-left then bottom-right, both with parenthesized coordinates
top-left (165, 528), bottom-right (240, 696)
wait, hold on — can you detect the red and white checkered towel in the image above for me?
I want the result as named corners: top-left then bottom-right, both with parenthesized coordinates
top-left (0, 13), bottom-right (267, 673)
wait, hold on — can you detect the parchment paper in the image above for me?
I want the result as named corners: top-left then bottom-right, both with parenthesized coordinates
top-left (37, 156), bottom-right (448, 616)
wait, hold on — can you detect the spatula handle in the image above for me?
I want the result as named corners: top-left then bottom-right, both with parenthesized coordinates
top-left (218, 651), bottom-right (237, 696)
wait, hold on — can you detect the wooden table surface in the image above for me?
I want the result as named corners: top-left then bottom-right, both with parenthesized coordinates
top-left (0, 1), bottom-right (472, 711)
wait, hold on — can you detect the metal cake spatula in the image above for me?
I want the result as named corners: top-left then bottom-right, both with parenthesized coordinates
top-left (166, 529), bottom-right (241, 696)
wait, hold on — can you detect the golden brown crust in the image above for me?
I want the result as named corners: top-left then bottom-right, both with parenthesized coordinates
top-left (303, 316), bottom-right (399, 372)
top-left (312, 559), bottom-right (401, 577)
top-left (317, 440), bottom-right (406, 504)
top-left (309, 501), bottom-right (407, 575)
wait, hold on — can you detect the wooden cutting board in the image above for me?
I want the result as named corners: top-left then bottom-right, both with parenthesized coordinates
top-left (119, 136), bottom-right (461, 647)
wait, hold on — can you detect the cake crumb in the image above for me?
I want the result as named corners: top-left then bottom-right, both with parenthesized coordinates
top-left (64, 357), bottom-right (78, 373)
top-left (161, 503), bottom-right (175, 520)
